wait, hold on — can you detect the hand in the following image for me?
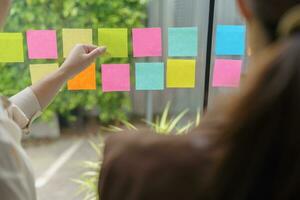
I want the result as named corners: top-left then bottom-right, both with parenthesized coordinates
top-left (60, 44), bottom-right (106, 79)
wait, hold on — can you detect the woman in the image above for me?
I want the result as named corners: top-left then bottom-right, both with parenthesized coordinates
top-left (0, 0), bottom-right (106, 199)
top-left (99, 0), bottom-right (300, 199)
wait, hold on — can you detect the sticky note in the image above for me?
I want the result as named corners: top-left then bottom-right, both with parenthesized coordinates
top-left (168, 27), bottom-right (198, 57)
top-left (212, 59), bottom-right (242, 87)
top-left (29, 63), bottom-right (59, 84)
top-left (167, 59), bottom-right (196, 88)
top-left (132, 28), bottom-right (162, 57)
top-left (26, 30), bottom-right (58, 59)
top-left (0, 33), bottom-right (24, 63)
top-left (62, 29), bottom-right (93, 57)
top-left (67, 63), bottom-right (96, 90)
top-left (215, 25), bottom-right (246, 56)
top-left (135, 63), bottom-right (164, 90)
top-left (101, 64), bottom-right (130, 92)
top-left (98, 28), bottom-right (128, 58)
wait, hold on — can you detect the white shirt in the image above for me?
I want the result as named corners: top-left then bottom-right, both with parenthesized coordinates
top-left (0, 87), bottom-right (41, 200)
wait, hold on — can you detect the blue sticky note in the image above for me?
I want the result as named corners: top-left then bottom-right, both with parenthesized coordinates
top-left (168, 27), bottom-right (198, 57)
top-left (135, 62), bottom-right (164, 90)
top-left (215, 25), bottom-right (246, 56)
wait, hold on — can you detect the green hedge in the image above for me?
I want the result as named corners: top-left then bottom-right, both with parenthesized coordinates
top-left (0, 0), bottom-right (147, 123)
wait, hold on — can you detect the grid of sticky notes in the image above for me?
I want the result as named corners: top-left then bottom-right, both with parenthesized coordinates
top-left (213, 25), bottom-right (246, 88)
top-left (0, 26), bottom-right (205, 92)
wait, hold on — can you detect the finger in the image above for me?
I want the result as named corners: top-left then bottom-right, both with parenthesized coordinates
top-left (82, 44), bottom-right (100, 53)
top-left (87, 46), bottom-right (107, 60)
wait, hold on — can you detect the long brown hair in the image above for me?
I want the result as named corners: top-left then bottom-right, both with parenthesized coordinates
top-left (247, 0), bottom-right (300, 40)
top-left (200, 1), bottom-right (300, 199)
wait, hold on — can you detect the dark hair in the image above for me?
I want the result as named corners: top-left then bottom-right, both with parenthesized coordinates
top-left (97, 1), bottom-right (300, 200)
top-left (200, 1), bottom-right (300, 199)
top-left (246, 0), bottom-right (300, 40)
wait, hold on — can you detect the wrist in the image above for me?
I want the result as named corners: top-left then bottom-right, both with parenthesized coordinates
top-left (57, 64), bottom-right (71, 81)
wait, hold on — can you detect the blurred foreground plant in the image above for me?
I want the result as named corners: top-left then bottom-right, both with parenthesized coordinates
top-left (75, 102), bottom-right (201, 200)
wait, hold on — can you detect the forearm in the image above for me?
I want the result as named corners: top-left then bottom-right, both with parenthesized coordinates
top-left (8, 66), bottom-right (69, 135)
top-left (12, 45), bottom-right (104, 116)
top-left (30, 66), bottom-right (69, 110)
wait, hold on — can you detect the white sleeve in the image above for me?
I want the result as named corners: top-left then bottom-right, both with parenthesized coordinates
top-left (0, 114), bottom-right (37, 200)
top-left (9, 87), bottom-right (42, 134)
top-left (9, 87), bottom-right (42, 120)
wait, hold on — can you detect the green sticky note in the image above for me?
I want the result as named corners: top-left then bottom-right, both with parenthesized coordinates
top-left (0, 33), bottom-right (24, 63)
top-left (98, 28), bottom-right (128, 58)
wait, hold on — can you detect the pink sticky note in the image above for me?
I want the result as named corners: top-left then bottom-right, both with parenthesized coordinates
top-left (132, 28), bottom-right (162, 57)
top-left (27, 30), bottom-right (58, 59)
top-left (101, 64), bottom-right (130, 92)
top-left (212, 59), bottom-right (242, 87)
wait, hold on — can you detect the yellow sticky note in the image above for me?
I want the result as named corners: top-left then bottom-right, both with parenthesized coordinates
top-left (62, 29), bottom-right (93, 57)
top-left (167, 59), bottom-right (196, 88)
top-left (98, 28), bottom-right (128, 58)
top-left (29, 63), bottom-right (59, 84)
top-left (0, 33), bottom-right (24, 63)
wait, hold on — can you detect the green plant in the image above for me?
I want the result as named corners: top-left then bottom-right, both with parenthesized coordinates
top-left (75, 103), bottom-right (201, 200)
top-left (1, 0), bottom-right (147, 123)
top-left (146, 102), bottom-right (201, 135)
top-left (73, 140), bottom-right (104, 200)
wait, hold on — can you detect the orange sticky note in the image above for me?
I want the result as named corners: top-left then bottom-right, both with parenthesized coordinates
top-left (67, 63), bottom-right (96, 90)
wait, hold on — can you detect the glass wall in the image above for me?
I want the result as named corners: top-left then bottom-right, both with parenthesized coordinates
top-left (131, 0), bottom-right (246, 119)
top-left (208, 0), bottom-right (246, 108)
top-left (131, 0), bottom-right (210, 119)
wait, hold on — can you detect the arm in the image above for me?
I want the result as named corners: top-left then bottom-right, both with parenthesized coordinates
top-left (10, 44), bottom-right (106, 121)
top-left (31, 44), bottom-right (106, 109)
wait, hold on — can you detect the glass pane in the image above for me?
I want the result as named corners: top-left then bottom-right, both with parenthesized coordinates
top-left (131, 0), bottom-right (210, 118)
top-left (208, 0), bottom-right (247, 109)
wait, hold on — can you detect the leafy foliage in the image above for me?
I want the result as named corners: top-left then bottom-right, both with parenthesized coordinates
top-left (1, 0), bottom-right (147, 123)
top-left (146, 102), bottom-right (190, 135)
top-left (73, 140), bottom-right (104, 200)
